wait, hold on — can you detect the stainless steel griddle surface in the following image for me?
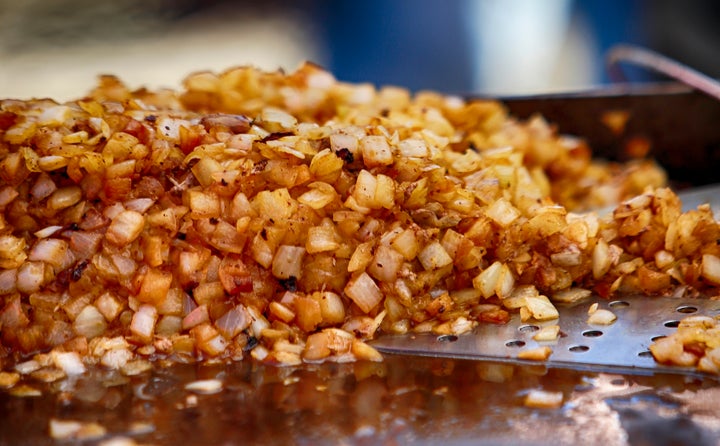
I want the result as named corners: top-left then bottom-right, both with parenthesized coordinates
top-left (2, 356), bottom-right (720, 445)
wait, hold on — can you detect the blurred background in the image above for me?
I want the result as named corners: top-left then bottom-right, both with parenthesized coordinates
top-left (0, 0), bottom-right (719, 100)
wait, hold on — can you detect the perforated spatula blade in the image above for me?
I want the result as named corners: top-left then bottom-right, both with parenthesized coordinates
top-left (370, 294), bottom-right (720, 377)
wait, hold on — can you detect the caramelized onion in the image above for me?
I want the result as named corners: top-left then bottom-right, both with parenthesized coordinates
top-left (215, 305), bottom-right (251, 339)
top-left (0, 61), bottom-right (717, 378)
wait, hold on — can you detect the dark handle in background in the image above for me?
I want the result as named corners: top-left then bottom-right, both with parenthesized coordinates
top-left (497, 46), bottom-right (720, 186)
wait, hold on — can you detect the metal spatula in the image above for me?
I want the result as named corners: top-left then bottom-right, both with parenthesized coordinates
top-left (370, 294), bottom-right (720, 377)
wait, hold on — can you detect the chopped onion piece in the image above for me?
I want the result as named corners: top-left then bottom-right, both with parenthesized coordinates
top-left (247, 306), bottom-right (270, 338)
top-left (51, 351), bottom-right (86, 375)
top-left (15, 360), bottom-right (41, 375)
top-left (0, 186), bottom-right (18, 209)
top-left (272, 245), bottom-right (305, 280)
top-left (303, 332), bottom-right (331, 361)
top-left (33, 225), bottom-right (63, 239)
top-left (269, 302), bottom-right (296, 323)
top-left (215, 306), bottom-right (251, 339)
top-left (124, 198), bottom-right (155, 213)
top-left (417, 241), bottom-right (453, 270)
top-left (351, 340), bottom-right (383, 362)
top-left (182, 305), bottom-right (209, 330)
top-left (95, 292), bottom-right (123, 322)
top-left (101, 348), bottom-right (134, 370)
top-left (38, 105), bottom-right (71, 125)
top-left (525, 297), bottom-right (559, 321)
top-left (0, 269), bottom-right (17, 295)
top-left (73, 305), bottom-right (108, 339)
top-left (69, 231), bottom-right (103, 260)
top-left (368, 245), bottom-right (404, 282)
top-left (17, 261), bottom-right (46, 294)
top-left (137, 268), bottom-right (173, 305)
top-left (518, 346), bottom-right (553, 361)
top-left (344, 272), bottom-right (382, 313)
top-left (30, 173), bottom-right (57, 200)
top-left (485, 198), bottom-right (520, 227)
top-left (200, 334), bottom-right (228, 356)
top-left (309, 149), bottom-right (344, 183)
top-left (702, 254), bottom-right (720, 286)
top-left (360, 135), bottom-right (393, 167)
top-left (473, 261), bottom-right (502, 298)
top-left (587, 309), bottom-right (617, 325)
top-left (0, 235), bottom-right (27, 268)
top-left (318, 291), bottom-right (345, 325)
top-left (28, 238), bottom-right (71, 268)
top-left (552, 288), bottom-right (592, 304)
top-left (533, 325), bottom-right (560, 342)
top-left (250, 345), bottom-right (269, 361)
top-left (294, 296), bottom-right (322, 332)
top-left (260, 107), bottom-right (297, 132)
top-left (592, 239), bottom-right (611, 279)
top-left (47, 186), bottom-right (82, 210)
top-left (130, 305), bottom-right (158, 343)
top-left (106, 210), bottom-right (145, 246)
top-left (191, 157), bottom-right (224, 188)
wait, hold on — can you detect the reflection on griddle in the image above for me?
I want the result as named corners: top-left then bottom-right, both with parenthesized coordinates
top-left (0, 355), bottom-right (718, 445)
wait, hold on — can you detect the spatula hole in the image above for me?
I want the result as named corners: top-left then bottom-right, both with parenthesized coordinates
top-left (664, 320), bottom-right (680, 328)
top-left (638, 350), bottom-right (653, 358)
top-left (651, 335), bottom-right (666, 342)
top-left (676, 305), bottom-right (698, 314)
top-left (437, 334), bottom-right (458, 343)
top-left (518, 324), bottom-right (539, 333)
top-left (569, 345), bottom-right (590, 353)
top-left (609, 300), bottom-right (630, 309)
top-left (582, 330), bottom-right (603, 338)
top-left (505, 340), bottom-right (526, 348)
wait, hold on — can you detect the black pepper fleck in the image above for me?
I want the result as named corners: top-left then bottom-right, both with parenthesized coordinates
top-left (279, 276), bottom-right (298, 291)
top-left (244, 336), bottom-right (259, 352)
top-left (336, 148), bottom-right (354, 164)
top-left (71, 260), bottom-right (89, 282)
